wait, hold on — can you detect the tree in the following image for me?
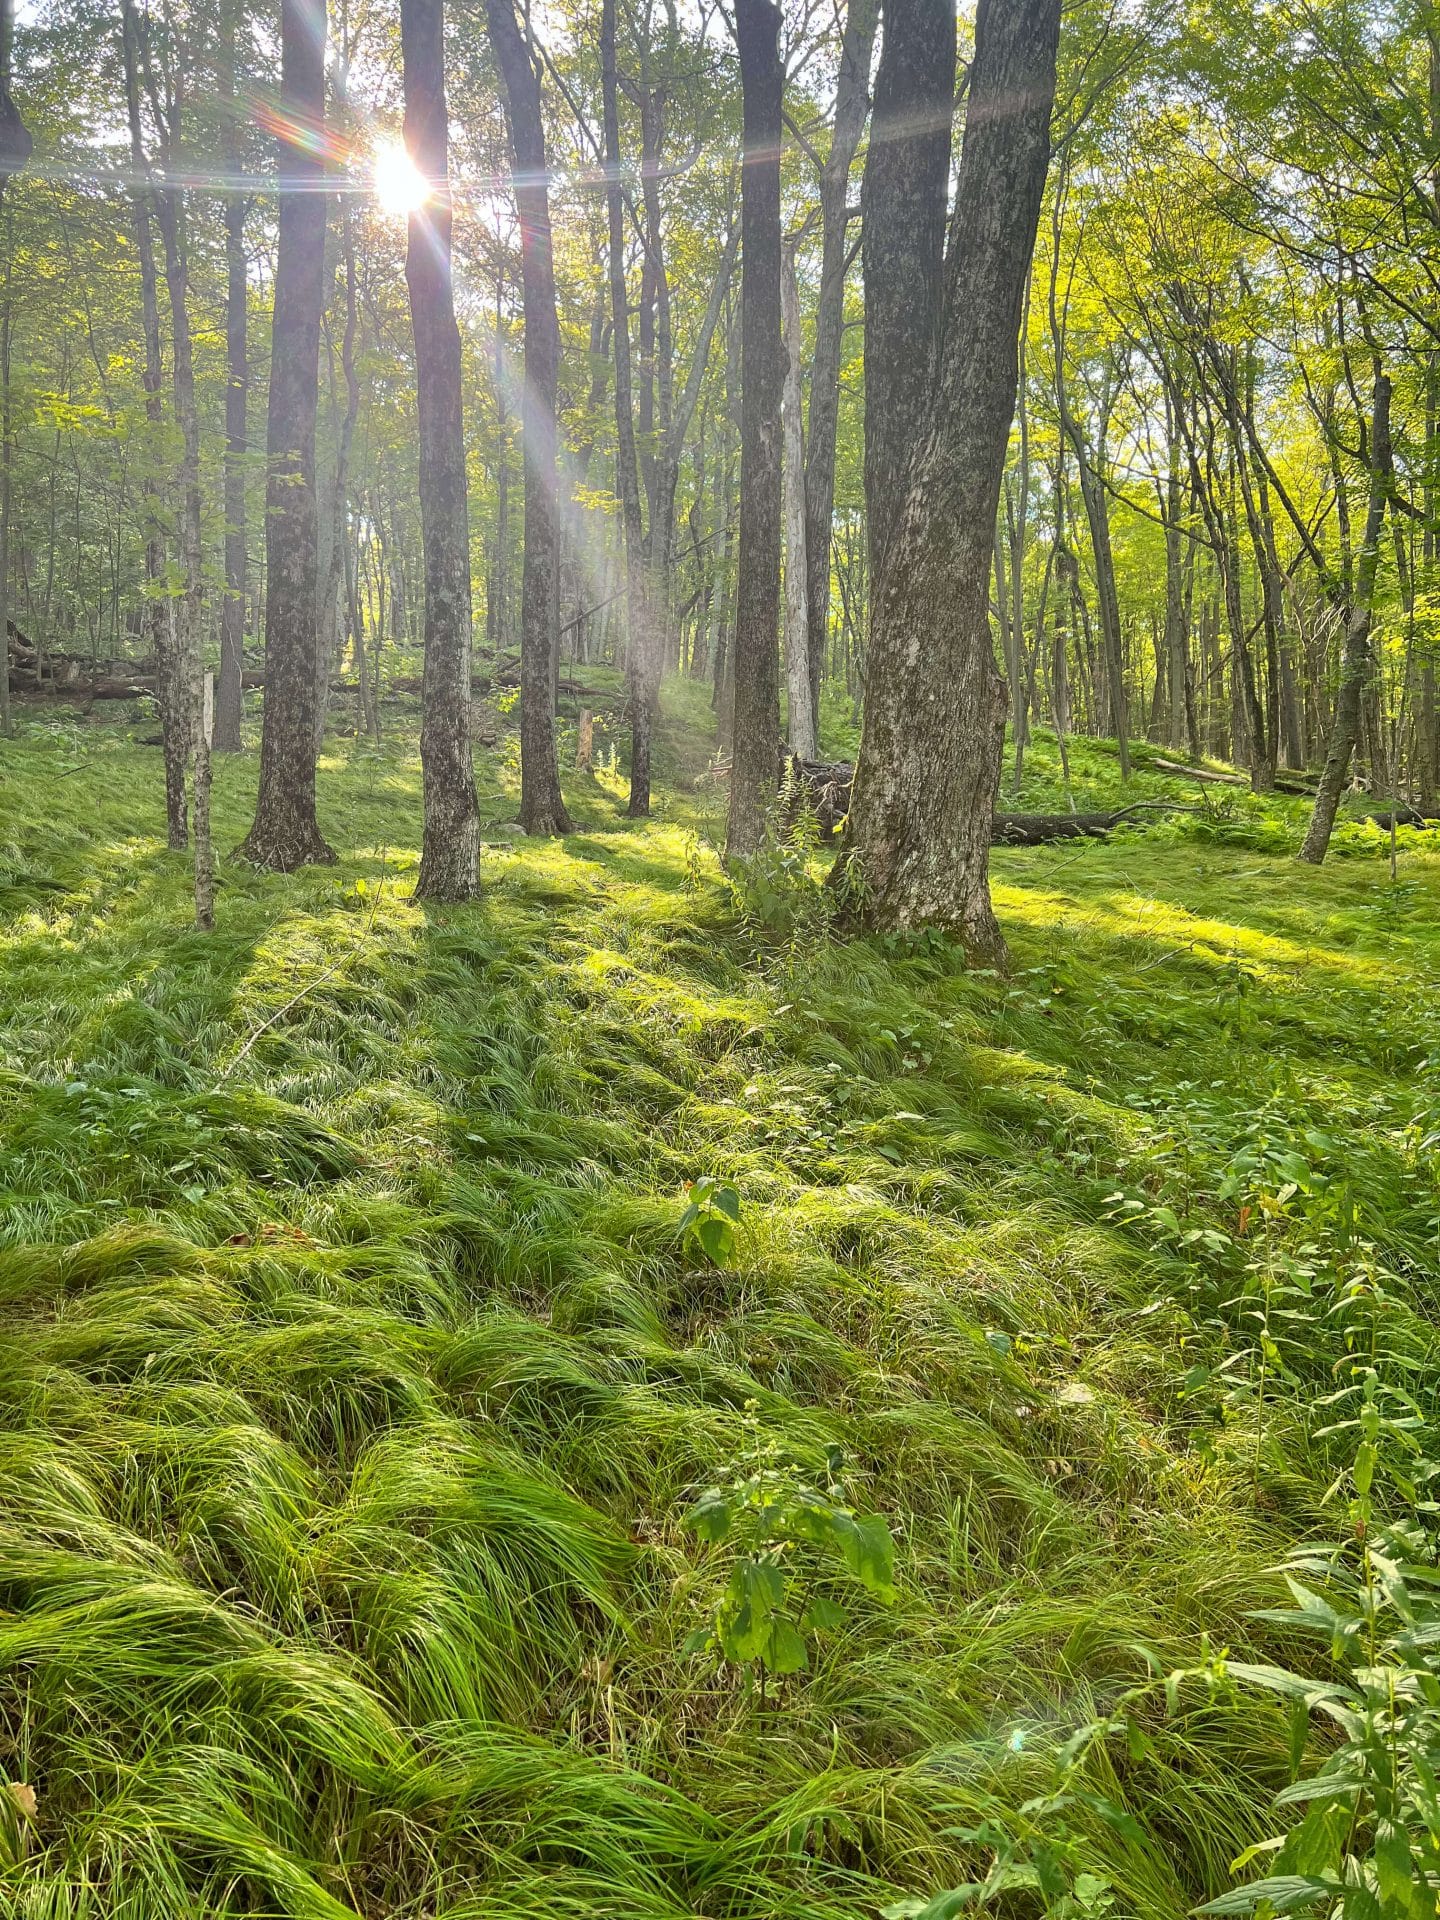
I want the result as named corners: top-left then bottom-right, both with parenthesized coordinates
top-left (214, 2), bottom-right (246, 753)
top-left (1300, 371), bottom-right (1391, 865)
top-left (802, 0), bottom-right (876, 720)
top-left (837, 0), bottom-right (1062, 957)
top-left (402, 0), bottom-right (481, 899)
top-left (725, 0), bottom-right (784, 861)
top-left (486, 0), bottom-right (573, 836)
top-left (239, 0), bottom-right (335, 871)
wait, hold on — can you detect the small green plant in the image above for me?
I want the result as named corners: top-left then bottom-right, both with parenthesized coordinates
top-left (726, 778), bottom-right (832, 942)
top-left (683, 1406), bottom-right (895, 1689)
top-left (1198, 1368), bottom-right (1440, 1916)
top-left (678, 1175), bottom-right (742, 1266)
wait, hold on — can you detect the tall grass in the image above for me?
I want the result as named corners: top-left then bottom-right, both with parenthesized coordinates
top-left (1, 700), bottom-right (1437, 1914)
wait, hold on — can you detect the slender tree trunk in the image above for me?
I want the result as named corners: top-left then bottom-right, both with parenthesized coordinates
top-left (602, 0), bottom-right (653, 816)
top-left (803, 0), bottom-right (876, 718)
top-left (215, 9), bottom-right (246, 751)
top-left (1301, 373), bottom-right (1391, 864)
top-left (781, 235), bottom-right (816, 757)
top-left (726, 0), bottom-right (785, 858)
top-left (836, 0), bottom-right (1060, 955)
top-left (403, 0), bottom-right (481, 898)
top-left (239, 0), bottom-right (335, 868)
top-left (487, 0), bottom-right (572, 834)
top-left (120, 3), bottom-right (187, 846)
top-left (0, 0), bottom-right (30, 212)
top-left (0, 298), bottom-right (11, 740)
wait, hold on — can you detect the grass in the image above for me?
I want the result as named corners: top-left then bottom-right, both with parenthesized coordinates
top-left (1, 687), bottom-right (1438, 1916)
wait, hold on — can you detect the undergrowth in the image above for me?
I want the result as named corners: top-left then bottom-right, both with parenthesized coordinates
top-left (1, 695), bottom-right (1438, 1915)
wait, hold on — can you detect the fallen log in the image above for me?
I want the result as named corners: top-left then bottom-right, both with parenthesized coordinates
top-left (991, 801), bottom-right (1194, 844)
top-left (778, 757), bottom-right (1194, 845)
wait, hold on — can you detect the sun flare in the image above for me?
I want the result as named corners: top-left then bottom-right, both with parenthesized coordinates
top-left (373, 141), bottom-right (429, 218)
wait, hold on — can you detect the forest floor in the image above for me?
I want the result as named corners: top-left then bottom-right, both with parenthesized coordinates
top-left (1, 682), bottom-right (1438, 1917)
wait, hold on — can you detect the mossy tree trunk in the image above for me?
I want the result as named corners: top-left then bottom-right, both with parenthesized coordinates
top-left (402, 0), bottom-right (481, 900)
top-left (239, 0), bottom-right (335, 871)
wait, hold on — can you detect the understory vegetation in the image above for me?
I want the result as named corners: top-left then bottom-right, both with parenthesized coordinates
top-left (3, 692), bottom-right (1440, 1917)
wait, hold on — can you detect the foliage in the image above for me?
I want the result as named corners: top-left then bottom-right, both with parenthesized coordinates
top-left (683, 1404), bottom-right (895, 1683)
top-left (2, 710), bottom-right (1440, 1915)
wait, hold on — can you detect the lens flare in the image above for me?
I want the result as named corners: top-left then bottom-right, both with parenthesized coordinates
top-left (373, 141), bottom-right (428, 217)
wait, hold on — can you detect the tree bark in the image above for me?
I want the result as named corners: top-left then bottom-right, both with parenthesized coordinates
top-left (803, 0), bottom-right (876, 718)
top-left (487, 0), bottom-right (573, 834)
top-left (239, 0), bottom-right (335, 869)
top-left (215, 7), bottom-right (246, 752)
top-left (1300, 372), bottom-right (1391, 865)
top-left (726, 0), bottom-right (785, 859)
top-left (119, 2), bottom-right (187, 847)
top-left (601, 0), bottom-right (655, 817)
top-left (781, 235), bottom-right (816, 757)
top-left (403, 0), bottom-right (482, 898)
top-left (836, 0), bottom-right (1061, 958)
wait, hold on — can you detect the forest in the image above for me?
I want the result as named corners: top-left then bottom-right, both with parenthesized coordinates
top-left (3, 0), bottom-right (1440, 1912)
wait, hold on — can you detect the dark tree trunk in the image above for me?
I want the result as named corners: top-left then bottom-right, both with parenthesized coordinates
top-left (487, 0), bottom-right (573, 834)
top-left (1301, 373), bottom-right (1391, 865)
top-left (804, 0), bottom-right (876, 719)
top-left (403, 0), bottom-right (481, 899)
top-left (239, 0), bottom-right (334, 869)
top-left (836, 0), bottom-right (1061, 958)
top-left (725, 0), bottom-right (785, 860)
top-left (215, 8), bottom-right (246, 752)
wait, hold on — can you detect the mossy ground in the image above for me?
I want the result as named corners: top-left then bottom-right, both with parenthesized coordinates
top-left (1, 685), bottom-right (1437, 1917)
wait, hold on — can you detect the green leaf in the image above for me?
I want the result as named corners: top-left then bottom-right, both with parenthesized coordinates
top-left (800, 1594), bottom-right (845, 1633)
top-left (1196, 1875), bottom-right (1342, 1915)
top-left (764, 1616), bottom-right (809, 1674)
top-left (712, 1184), bottom-right (741, 1222)
top-left (688, 1488), bottom-right (732, 1542)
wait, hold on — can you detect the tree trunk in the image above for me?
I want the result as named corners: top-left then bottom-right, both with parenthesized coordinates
top-left (487, 0), bottom-right (573, 835)
top-left (403, 0), bottom-right (481, 898)
top-left (803, 0), bottom-right (876, 719)
top-left (215, 8), bottom-right (246, 752)
top-left (781, 236), bottom-right (816, 757)
top-left (1300, 373), bottom-right (1391, 865)
top-left (0, 0), bottom-right (31, 213)
top-left (0, 300), bottom-right (11, 740)
top-left (238, 0), bottom-right (335, 869)
top-left (601, 0), bottom-right (654, 817)
top-left (119, 1), bottom-right (187, 846)
top-left (836, 0), bottom-right (1060, 958)
top-left (726, 0), bottom-right (785, 859)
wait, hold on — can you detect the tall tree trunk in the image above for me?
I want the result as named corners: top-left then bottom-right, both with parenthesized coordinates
top-left (803, 0), bottom-right (876, 719)
top-left (1162, 383), bottom-right (1189, 754)
top-left (120, 3), bottom-right (187, 846)
top-left (602, 0), bottom-right (654, 816)
top-left (239, 0), bottom-right (335, 869)
top-left (0, 0), bottom-right (29, 213)
top-left (1301, 372), bottom-right (1391, 865)
top-left (0, 298), bottom-right (11, 740)
top-left (836, 0), bottom-right (1060, 956)
top-left (725, 0), bottom-right (784, 858)
top-left (487, 0), bottom-right (572, 834)
top-left (781, 235), bottom-right (816, 757)
top-left (215, 6), bottom-right (246, 752)
top-left (403, 0), bottom-right (481, 898)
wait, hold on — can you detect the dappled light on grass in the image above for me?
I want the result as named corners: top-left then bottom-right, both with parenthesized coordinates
top-left (2, 715), bottom-right (1440, 1913)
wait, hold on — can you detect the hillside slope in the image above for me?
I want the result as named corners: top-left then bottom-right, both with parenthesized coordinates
top-left (1, 698), bottom-right (1438, 1917)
